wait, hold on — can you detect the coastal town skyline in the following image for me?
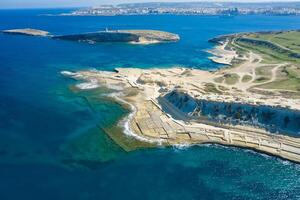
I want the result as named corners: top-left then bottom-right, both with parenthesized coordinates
top-left (2, 0), bottom-right (300, 8)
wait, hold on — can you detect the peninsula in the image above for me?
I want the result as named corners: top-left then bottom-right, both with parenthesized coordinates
top-left (2, 28), bottom-right (180, 44)
top-left (63, 30), bottom-right (300, 163)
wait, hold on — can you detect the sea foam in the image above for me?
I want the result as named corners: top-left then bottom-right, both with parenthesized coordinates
top-left (107, 91), bottom-right (164, 144)
top-left (61, 70), bottom-right (83, 78)
top-left (76, 79), bottom-right (99, 90)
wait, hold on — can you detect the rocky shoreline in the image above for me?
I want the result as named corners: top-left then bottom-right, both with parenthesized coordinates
top-left (2, 28), bottom-right (50, 36)
top-left (2, 28), bottom-right (180, 44)
top-left (61, 67), bottom-right (300, 163)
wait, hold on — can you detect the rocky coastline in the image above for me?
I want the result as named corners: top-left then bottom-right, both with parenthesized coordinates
top-left (2, 28), bottom-right (180, 44)
top-left (61, 67), bottom-right (300, 163)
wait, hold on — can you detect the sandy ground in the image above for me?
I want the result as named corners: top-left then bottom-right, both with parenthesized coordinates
top-left (70, 66), bottom-right (299, 110)
top-left (207, 41), bottom-right (239, 65)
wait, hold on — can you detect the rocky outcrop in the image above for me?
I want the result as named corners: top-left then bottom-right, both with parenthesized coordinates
top-left (2, 28), bottom-right (49, 36)
top-left (63, 68), bottom-right (300, 163)
top-left (164, 90), bottom-right (300, 137)
top-left (53, 31), bottom-right (139, 43)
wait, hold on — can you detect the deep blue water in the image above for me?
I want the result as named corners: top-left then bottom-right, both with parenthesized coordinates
top-left (0, 9), bottom-right (300, 199)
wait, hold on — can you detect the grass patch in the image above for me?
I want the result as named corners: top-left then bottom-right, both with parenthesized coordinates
top-left (218, 85), bottom-right (229, 91)
top-left (258, 65), bottom-right (300, 91)
top-left (254, 76), bottom-right (270, 83)
top-left (255, 65), bottom-right (274, 77)
top-left (180, 69), bottom-right (193, 77)
top-left (285, 65), bottom-right (300, 79)
top-left (248, 31), bottom-right (300, 54)
top-left (235, 40), bottom-right (300, 64)
top-left (259, 78), bottom-right (300, 91)
top-left (203, 83), bottom-right (222, 94)
top-left (241, 75), bottom-right (252, 82)
top-left (260, 54), bottom-right (281, 64)
top-left (214, 76), bottom-right (224, 83)
top-left (224, 73), bottom-right (239, 85)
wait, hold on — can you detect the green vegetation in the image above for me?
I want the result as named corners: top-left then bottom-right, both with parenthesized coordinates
top-left (254, 77), bottom-right (270, 83)
top-left (255, 65), bottom-right (274, 77)
top-left (224, 73), bottom-right (239, 85)
top-left (219, 30), bottom-right (300, 92)
top-left (214, 76), bottom-right (224, 83)
top-left (235, 31), bottom-right (300, 64)
top-left (286, 65), bottom-right (300, 78)
top-left (231, 58), bottom-right (246, 66)
top-left (203, 83), bottom-right (222, 94)
top-left (259, 78), bottom-right (300, 91)
top-left (253, 65), bottom-right (274, 83)
top-left (241, 75), bottom-right (252, 83)
top-left (258, 65), bottom-right (300, 91)
top-left (248, 31), bottom-right (300, 53)
top-left (180, 69), bottom-right (193, 77)
top-left (218, 85), bottom-right (229, 91)
top-left (227, 39), bottom-right (248, 55)
top-left (54, 30), bottom-right (179, 44)
top-left (212, 30), bottom-right (300, 92)
top-left (260, 54), bottom-right (280, 64)
top-left (235, 40), bottom-right (296, 64)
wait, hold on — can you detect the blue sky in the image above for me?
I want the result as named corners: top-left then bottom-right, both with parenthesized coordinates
top-left (0, 0), bottom-right (299, 9)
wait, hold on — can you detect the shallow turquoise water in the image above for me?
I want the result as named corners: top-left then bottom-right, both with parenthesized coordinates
top-left (0, 9), bottom-right (300, 199)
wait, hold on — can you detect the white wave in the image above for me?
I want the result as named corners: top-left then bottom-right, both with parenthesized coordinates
top-left (76, 79), bottom-right (99, 90)
top-left (172, 143), bottom-right (192, 150)
top-left (106, 92), bottom-right (164, 144)
top-left (61, 70), bottom-right (83, 78)
top-left (61, 71), bottom-right (76, 76)
top-left (61, 70), bottom-right (162, 143)
top-left (278, 159), bottom-right (293, 166)
top-left (198, 143), bottom-right (219, 148)
top-left (106, 85), bottom-right (123, 91)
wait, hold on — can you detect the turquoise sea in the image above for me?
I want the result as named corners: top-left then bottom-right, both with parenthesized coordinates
top-left (0, 9), bottom-right (300, 199)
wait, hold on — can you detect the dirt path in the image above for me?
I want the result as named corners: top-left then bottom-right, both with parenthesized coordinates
top-left (212, 39), bottom-right (289, 93)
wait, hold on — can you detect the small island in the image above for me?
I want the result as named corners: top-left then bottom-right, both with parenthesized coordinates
top-left (63, 30), bottom-right (300, 163)
top-left (53, 29), bottom-right (180, 44)
top-left (2, 28), bottom-right (180, 44)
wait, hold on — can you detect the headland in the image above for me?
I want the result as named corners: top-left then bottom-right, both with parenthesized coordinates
top-left (62, 30), bottom-right (300, 163)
